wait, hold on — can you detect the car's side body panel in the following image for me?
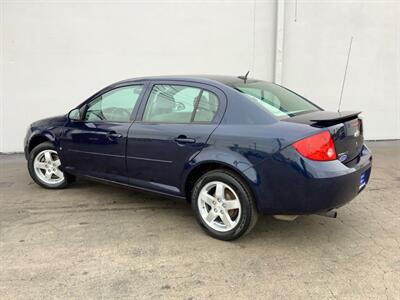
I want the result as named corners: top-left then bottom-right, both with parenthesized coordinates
top-left (245, 145), bottom-right (372, 214)
top-left (125, 80), bottom-right (228, 196)
top-left (57, 81), bottom-right (149, 182)
top-left (179, 121), bottom-right (324, 211)
top-left (59, 121), bottom-right (132, 183)
top-left (127, 123), bottom-right (218, 196)
top-left (25, 115), bottom-right (66, 159)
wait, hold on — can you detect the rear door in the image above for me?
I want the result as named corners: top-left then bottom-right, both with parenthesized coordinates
top-left (60, 83), bottom-right (146, 182)
top-left (126, 81), bottom-right (226, 195)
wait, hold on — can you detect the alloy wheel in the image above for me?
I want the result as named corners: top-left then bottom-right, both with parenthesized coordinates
top-left (197, 181), bottom-right (242, 232)
top-left (33, 150), bottom-right (64, 185)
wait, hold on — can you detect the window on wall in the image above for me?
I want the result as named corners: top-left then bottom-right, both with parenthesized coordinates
top-left (84, 85), bottom-right (143, 122)
top-left (142, 85), bottom-right (219, 123)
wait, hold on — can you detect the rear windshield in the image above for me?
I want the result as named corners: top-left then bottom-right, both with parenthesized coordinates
top-left (233, 81), bottom-right (320, 118)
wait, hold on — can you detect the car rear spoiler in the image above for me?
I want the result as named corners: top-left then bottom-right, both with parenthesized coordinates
top-left (309, 111), bottom-right (362, 126)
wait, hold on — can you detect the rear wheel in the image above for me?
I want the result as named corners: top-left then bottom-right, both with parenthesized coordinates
top-left (191, 169), bottom-right (258, 240)
top-left (28, 142), bottom-right (72, 189)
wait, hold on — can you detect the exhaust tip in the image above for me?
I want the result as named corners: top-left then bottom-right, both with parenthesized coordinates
top-left (317, 210), bottom-right (337, 218)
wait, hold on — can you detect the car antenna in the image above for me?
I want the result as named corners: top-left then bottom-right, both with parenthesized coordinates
top-left (238, 70), bottom-right (250, 83)
top-left (337, 36), bottom-right (353, 112)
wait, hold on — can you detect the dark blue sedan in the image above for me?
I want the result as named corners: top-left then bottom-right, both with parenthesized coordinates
top-left (24, 75), bottom-right (372, 240)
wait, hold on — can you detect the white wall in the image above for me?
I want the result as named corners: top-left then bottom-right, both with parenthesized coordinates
top-left (282, 0), bottom-right (400, 140)
top-left (1, 0), bottom-right (399, 152)
top-left (0, 0), bottom-right (276, 152)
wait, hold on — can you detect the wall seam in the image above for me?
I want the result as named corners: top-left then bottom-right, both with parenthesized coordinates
top-left (274, 0), bottom-right (285, 84)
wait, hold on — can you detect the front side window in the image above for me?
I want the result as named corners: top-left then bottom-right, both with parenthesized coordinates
top-left (142, 85), bottom-right (219, 123)
top-left (84, 85), bottom-right (143, 122)
top-left (233, 81), bottom-right (320, 118)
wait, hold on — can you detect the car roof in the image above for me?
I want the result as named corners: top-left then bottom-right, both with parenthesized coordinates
top-left (116, 74), bottom-right (261, 88)
top-left (81, 74), bottom-right (280, 125)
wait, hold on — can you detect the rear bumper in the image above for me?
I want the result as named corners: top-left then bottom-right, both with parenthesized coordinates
top-left (247, 144), bottom-right (372, 214)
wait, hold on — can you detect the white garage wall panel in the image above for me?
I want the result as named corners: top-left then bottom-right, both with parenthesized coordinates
top-left (1, 0), bottom-right (399, 152)
top-left (282, 1), bottom-right (400, 140)
top-left (0, 0), bottom-right (276, 152)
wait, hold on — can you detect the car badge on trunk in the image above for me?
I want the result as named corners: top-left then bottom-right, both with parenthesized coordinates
top-left (338, 154), bottom-right (348, 162)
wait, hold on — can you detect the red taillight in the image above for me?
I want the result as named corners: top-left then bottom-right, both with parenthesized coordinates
top-left (292, 131), bottom-right (337, 161)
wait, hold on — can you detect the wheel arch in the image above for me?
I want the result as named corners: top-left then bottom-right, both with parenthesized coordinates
top-left (183, 160), bottom-right (259, 208)
top-left (28, 133), bottom-right (56, 154)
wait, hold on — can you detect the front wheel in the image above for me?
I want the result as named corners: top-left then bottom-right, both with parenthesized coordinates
top-left (191, 170), bottom-right (258, 241)
top-left (28, 142), bottom-right (70, 189)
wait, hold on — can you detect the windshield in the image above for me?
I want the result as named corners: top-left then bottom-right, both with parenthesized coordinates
top-left (233, 81), bottom-right (320, 118)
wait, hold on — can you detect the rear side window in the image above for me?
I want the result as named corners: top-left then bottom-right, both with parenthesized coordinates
top-left (142, 84), bottom-right (219, 123)
top-left (193, 91), bottom-right (219, 122)
top-left (234, 81), bottom-right (320, 118)
top-left (85, 85), bottom-right (143, 122)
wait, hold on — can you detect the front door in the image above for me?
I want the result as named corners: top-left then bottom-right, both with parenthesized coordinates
top-left (126, 82), bottom-right (225, 195)
top-left (60, 84), bottom-right (145, 182)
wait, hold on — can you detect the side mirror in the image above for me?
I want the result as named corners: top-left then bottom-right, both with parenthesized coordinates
top-left (68, 108), bottom-right (82, 121)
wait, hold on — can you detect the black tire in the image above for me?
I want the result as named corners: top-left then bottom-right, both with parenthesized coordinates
top-left (191, 169), bottom-right (258, 241)
top-left (28, 141), bottom-right (72, 189)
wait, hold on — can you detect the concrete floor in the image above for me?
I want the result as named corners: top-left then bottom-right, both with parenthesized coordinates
top-left (0, 141), bottom-right (399, 299)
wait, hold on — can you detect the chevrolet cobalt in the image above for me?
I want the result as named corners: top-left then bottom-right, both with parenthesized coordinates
top-left (24, 75), bottom-right (372, 240)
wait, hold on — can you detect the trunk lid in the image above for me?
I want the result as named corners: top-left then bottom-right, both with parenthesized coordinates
top-left (284, 110), bottom-right (364, 164)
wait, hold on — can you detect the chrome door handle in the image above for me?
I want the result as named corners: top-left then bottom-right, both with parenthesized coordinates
top-left (107, 132), bottom-right (123, 139)
top-left (174, 135), bottom-right (196, 144)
